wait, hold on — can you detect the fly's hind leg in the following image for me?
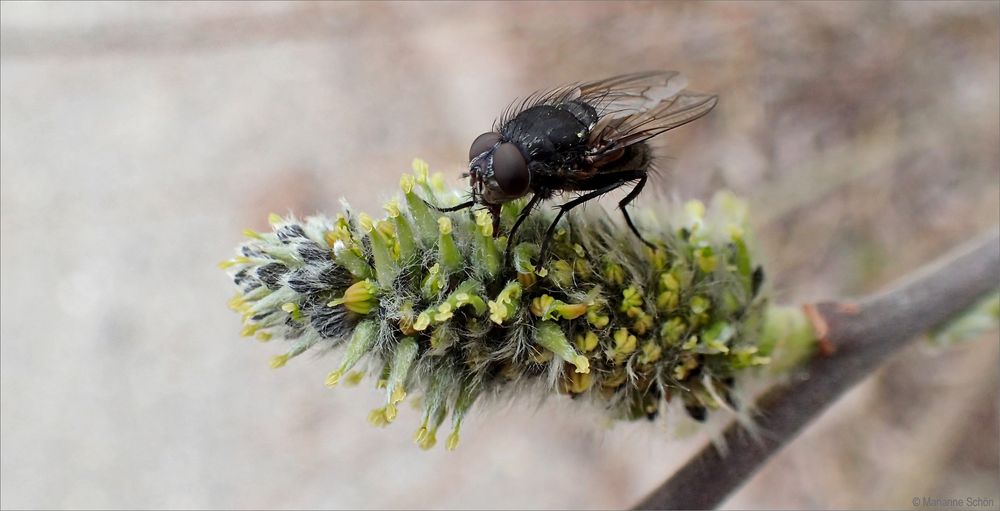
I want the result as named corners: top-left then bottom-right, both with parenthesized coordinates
top-left (538, 181), bottom-right (628, 265)
top-left (618, 175), bottom-right (656, 250)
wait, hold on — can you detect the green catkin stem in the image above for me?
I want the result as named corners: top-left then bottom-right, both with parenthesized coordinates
top-left (446, 381), bottom-right (479, 450)
top-left (402, 178), bottom-right (438, 242)
top-left (271, 331), bottom-right (321, 368)
top-left (426, 405), bottom-right (448, 448)
top-left (247, 287), bottom-right (298, 317)
top-left (446, 280), bottom-right (488, 315)
top-left (437, 217), bottom-right (462, 275)
top-left (261, 245), bottom-right (303, 266)
top-left (473, 211), bottom-right (502, 279)
top-left (367, 227), bottom-right (397, 288)
top-left (476, 232), bottom-right (501, 279)
top-left (335, 246), bottom-right (373, 280)
top-left (241, 284), bottom-right (270, 302)
top-left (416, 370), bottom-right (452, 449)
top-left (534, 321), bottom-right (590, 374)
top-left (383, 337), bottom-right (419, 421)
top-left (393, 215), bottom-right (416, 262)
top-left (488, 281), bottom-right (522, 324)
top-left (513, 243), bottom-right (539, 274)
top-left (326, 320), bottom-right (378, 386)
top-left (414, 281), bottom-right (485, 331)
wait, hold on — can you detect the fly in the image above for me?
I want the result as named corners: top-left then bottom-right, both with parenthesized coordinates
top-left (433, 71), bottom-right (718, 265)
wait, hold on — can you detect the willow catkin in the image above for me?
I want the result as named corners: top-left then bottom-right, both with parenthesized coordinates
top-left (222, 160), bottom-right (779, 450)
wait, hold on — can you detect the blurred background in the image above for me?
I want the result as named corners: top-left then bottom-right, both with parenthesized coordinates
top-left (1, 2), bottom-right (997, 509)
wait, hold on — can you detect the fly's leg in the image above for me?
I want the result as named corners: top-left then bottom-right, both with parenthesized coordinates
top-left (487, 202), bottom-right (501, 239)
top-left (503, 193), bottom-right (543, 267)
top-left (423, 199), bottom-right (475, 213)
top-left (538, 181), bottom-right (628, 266)
top-left (617, 175), bottom-right (656, 250)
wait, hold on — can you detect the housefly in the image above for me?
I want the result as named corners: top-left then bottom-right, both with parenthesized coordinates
top-left (433, 71), bottom-right (718, 264)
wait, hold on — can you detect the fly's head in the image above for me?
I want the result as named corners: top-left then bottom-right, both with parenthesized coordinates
top-left (467, 132), bottom-right (531, 207)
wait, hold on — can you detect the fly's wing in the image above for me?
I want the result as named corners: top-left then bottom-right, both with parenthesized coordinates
top-left (575, 71), bottom-right (718, 152)
top-left (492, 72), bottom-right (675, 130)
top-left (494, 71), bottom-right (716, 153)
top-left (576, 71), bottom-right (688, 119)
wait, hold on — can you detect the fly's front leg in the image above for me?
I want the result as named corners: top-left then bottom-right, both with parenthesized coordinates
top-left (487, 203), bottom-right (502, 238)
top-left (424, 172), bottom-right (478, 213)
top-left (424, 199), bottom-right (476, 213)
top-left (503, 193), bottom-right (543, 267)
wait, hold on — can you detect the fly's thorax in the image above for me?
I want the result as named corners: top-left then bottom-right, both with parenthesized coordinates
top-left (500, 104), bottom-right (593, 165)
top-left (558, 100), bottom-right (599, 127)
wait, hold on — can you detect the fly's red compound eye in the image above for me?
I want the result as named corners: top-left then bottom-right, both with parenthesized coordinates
top-left (469, 132), bottom-right (501, 161)
top-left (492, 142), bottom-right (529, 196)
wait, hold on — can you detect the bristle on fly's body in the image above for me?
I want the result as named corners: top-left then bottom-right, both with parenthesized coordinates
top-left (222, 158), bottom-right (787, 450)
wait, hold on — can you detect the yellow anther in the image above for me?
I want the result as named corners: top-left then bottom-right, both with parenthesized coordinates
top-left (269, 354), bottom-right (289, 369)
top-left (412, 158), bottom-right (430, 182)
top-left (438, 216), bottom-right (453, 235)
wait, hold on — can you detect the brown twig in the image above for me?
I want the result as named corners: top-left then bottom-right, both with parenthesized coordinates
top-left (633, 229), bottom-right (1000, 510)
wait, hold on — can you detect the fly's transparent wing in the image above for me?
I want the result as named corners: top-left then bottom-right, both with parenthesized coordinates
top-left (493, 72), bottom-right (679, 130)
top-left (576, 71), bottom-right (718, 149)
top-left (592, 90), bottom-right (718, 148)
top-left (576, 71), bottom-right (689, 120)
top-left (494, 71), bottom-right (717, 149)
